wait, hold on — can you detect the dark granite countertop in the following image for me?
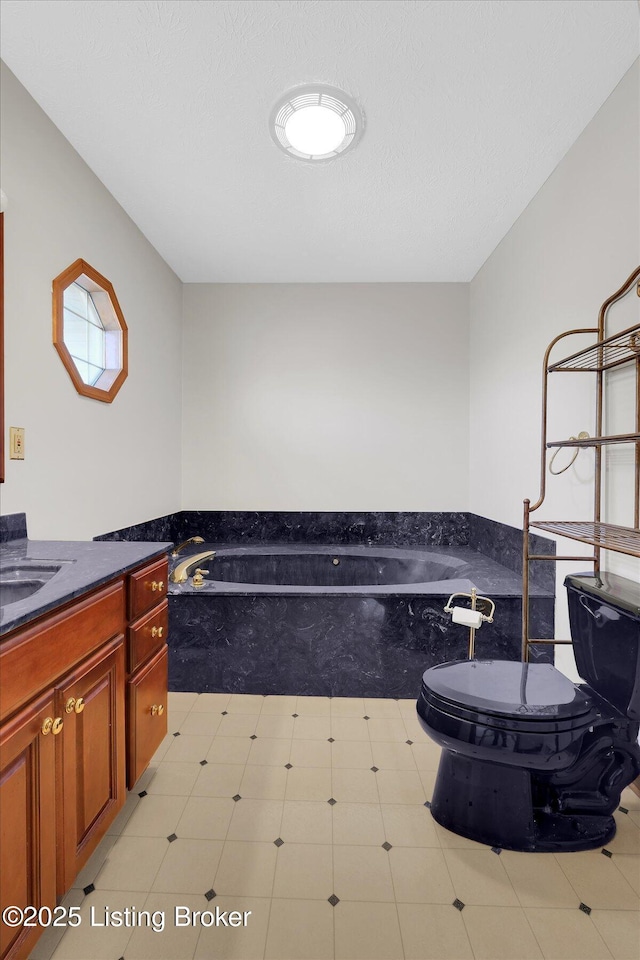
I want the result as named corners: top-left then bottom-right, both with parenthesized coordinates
top-left (0, 538), bottom-right (172, 636)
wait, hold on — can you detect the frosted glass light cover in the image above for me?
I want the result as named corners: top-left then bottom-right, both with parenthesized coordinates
top-left (271, 84), bottom-right (364, 161)
top-left (285, 106), bottom-right (346, 156)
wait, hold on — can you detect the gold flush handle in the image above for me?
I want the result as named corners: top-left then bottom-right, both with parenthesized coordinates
top-left (150, 704), bottom-right (165, 717)
top-left (151, 580), bottom-right (165, 592)
top-left (151, 625), bottom-right (164, 639)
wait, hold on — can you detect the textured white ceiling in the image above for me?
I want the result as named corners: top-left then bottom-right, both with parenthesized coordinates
top-left (1, 0), bottom-right (638, 281)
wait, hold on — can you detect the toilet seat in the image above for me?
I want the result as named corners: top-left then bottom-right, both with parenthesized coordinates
top-left (420, 660), bottom-right (597, 730)
top-left (417, 659), bottom-right (604, 772)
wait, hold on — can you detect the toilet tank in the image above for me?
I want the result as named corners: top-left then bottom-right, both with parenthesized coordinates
top-left (565, 573), bottom-right (640, 719)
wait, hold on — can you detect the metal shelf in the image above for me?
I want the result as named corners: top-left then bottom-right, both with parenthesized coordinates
top-left (547, 433), bottom-right (640, 448)
top-left (548, 322), bottom-right (640, 373)
top-left (530, 521), bottom-right (640, 560)
top-left (522, 266), bottom-right (640, 662)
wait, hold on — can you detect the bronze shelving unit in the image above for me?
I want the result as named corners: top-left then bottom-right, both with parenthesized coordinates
top-left (522, 266), bottom-right (640, 662)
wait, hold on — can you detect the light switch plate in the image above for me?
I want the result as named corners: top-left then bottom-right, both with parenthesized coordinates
top-left (9, 427), bottom-right (25, 459)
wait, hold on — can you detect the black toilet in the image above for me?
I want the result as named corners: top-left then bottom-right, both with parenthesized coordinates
top-left (416, 572), bottom-right (640, 852)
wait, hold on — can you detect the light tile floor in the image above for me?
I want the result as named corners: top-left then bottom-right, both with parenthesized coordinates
top-left (31, 693), bottom-right (640, 960)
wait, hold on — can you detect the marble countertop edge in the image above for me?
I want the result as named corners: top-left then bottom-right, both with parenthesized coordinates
top-left (0, 538), bottom-right (173, 637)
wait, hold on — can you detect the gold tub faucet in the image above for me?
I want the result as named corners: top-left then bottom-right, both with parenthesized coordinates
top-left (171, 536), bottom-right (204, 558)
top-left (171, 551), bottom-right (216, 584)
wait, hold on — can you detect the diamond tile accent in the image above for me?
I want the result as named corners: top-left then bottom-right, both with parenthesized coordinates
top-left (328, 737), bottom-right (335, 743)
top-left (285, 763), bottom-right (293, 769)
top-left (453, 899), bottom-right (465, 911)
top-left (83, 883), bottom-right (95, 896)
top-left (382, 841), bottom-right (392, 851)
top-left (221, 711), bottom-right (228, 716)
top-left (173, 731), bottom-right (181, 737)
top-left (292, 713), bottom-right (299, 717)
top-left (233, 794), bottom-right (242, 802)
top-left (406, 739), bottom-right (413, 745)
top-left (328, 894), bottom-right (340, 906)
top-left (200, 759), bottom-right (208, 766)
top-left (167, 833), bottom-right (177, 843)
top-left (371, 766), bottom-right (379, 772)
top-left (274, 837), bottom-right (284, 847)
top-left (250, 735), bottom-right (257, 740)
top-left (328, 798), bottom-right (337, 805)
top-left (491, 846), bottom-right (502, 855)
top-left (138, 790), bottom-right (148, 798)
top-left (602, 848), bottom-right (613, 858)
top-left (579, 902), bottom-right (591, 915)
top-left (205, 889), bottom-right (216, 901)
top-left (424, 800), bottom-right (431, 808)
top-left (363, 715), bottom-right (370, 720)
top-left (618, 806), bottom-right (629, 814)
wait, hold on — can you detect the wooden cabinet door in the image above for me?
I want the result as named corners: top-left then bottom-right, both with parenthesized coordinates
top-left (0, 691), bottom-right (57, 960)
top-left (127, 644), bottom-right (168, 788)
top-left (56, 637), bottom-right (126, 895)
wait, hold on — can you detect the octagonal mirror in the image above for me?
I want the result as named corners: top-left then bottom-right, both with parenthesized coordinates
top-left (53, 259), bottom-right (128, 402)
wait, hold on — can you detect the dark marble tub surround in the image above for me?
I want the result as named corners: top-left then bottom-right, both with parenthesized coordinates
top-left (97, 511), bottom-right (471, 548)
top-left (175, 511), bottom-right (472, 547)
top-left (93, 511), bottom-right (557, 696)
top-left (0, 513), bottom-right (28, 543)
top-left (95, 511), bottom-right (555, 586)
top-left (166, 544), bottom-right (554, 696)
top-left (94, 512), bottom-right (177, 544)
top-left (168, 592), bottom-right (553, 698)
top-left (0, 537), bottom-right (172, 635)
top-left (467, 513), bottom-right (555, 591)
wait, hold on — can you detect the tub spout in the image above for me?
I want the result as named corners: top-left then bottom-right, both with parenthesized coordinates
top-left (171, 536), bottom-right (204, 558)
top-left (171, 551), bottom-right (216, 583)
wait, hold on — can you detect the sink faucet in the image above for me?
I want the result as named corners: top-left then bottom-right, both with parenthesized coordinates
top-left (171, 536), bottom-right (204, 558)
top-left (171, 551), bottom-right (216, 584)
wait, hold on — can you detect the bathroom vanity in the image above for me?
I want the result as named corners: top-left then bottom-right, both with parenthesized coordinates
top-left (0, 531), bottom-right (170, 960)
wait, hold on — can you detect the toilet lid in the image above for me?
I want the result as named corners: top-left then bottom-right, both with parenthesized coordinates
top-left (422, 660), bottom-right (594, 720)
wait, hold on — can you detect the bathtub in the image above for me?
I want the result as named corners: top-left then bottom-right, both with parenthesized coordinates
top-left (170, 544), bottom-right (473, 593)
top-left (167, 544), bottom-right (553, 698)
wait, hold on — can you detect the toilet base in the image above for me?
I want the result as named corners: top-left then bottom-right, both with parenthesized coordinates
top-left (431, 749), bottom-right (617, 852)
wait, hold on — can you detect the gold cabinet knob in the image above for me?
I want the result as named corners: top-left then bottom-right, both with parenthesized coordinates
top-left (74, 698), bottom-right (85, 714)
top-left (42, 717), bottom-right (54, 735)
top-left (150, 704), bottom-right (165, 717)
top-left (52, 717), bottom-right (64, 735)
top-left (151, 580), bottom-right (165, 592)
top-left (151, 625), bottom-right (164, 638)
top-left (65, 697), bottom-right (76, 714)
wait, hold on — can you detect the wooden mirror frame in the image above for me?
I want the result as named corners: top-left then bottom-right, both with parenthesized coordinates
top-left (0, 212), bottom-right (4, 482)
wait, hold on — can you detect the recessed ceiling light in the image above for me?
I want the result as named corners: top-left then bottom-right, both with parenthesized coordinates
top-left (270, 85), bottom-right (364, 162)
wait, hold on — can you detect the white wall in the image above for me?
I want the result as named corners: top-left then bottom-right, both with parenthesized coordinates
top-left (1, 62), bottom-right (183, 539)
top-left (181, 283), bottom-right (469, 510)
top-left (469, 60), bottom-right (640, 672)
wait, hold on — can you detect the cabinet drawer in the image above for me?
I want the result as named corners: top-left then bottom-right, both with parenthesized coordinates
top-left (0, 581), bottom-right (125, 724)
top-left (127, 645), bottom-right (168, 788)
top-left (128, 557), bottom-right (168, 621)
top-left (128, 600), bottom-right (168, 674)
